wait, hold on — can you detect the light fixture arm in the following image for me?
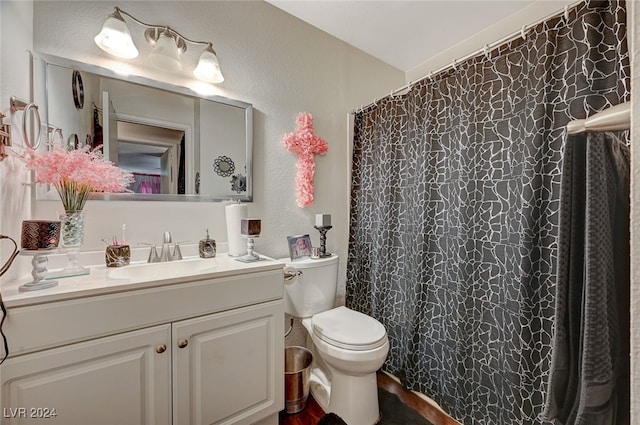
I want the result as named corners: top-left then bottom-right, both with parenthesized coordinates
top-left (113, 7), bottom-right (214, 52)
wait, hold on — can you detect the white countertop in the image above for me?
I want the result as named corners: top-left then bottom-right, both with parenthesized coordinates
top-left (2, 252), bottom-right (284, 308)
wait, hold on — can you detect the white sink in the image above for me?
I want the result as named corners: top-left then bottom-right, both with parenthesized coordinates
top-left (107, 257), bottom-right (218, 280)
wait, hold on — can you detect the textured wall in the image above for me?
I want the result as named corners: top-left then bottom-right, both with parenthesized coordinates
top-left (0, 1), bottom-right (34, 280)
top-left (1, 1), bottom-right (404, 292)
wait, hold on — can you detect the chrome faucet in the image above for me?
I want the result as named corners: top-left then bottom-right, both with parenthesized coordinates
top-left (148, 232), bottom-right (182, 263)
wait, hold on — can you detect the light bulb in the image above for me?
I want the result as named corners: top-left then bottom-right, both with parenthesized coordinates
top-left (193, 45), bottom-right (224, 83)
top-left (148, 29), bottom-right (182, 72)
top-left (94, 9), bottom-right (138, 59)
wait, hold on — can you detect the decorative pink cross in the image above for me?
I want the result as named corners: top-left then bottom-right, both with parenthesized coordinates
top-left (282, 112), bottom-right (328, 208)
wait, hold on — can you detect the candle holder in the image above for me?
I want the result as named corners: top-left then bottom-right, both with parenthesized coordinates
top-left (238, 218), bottom-right (261, 262)
top-left (19, 249), bottom-right (59, 292)
top-left (241, 235), bottom-right (260, 262)
top-left (313, 225), bottom-right (333, 258)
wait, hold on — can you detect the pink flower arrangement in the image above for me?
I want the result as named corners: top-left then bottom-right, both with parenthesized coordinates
top-left (282, 112), bottom-right (328, 208)
top-left (23, 143), bottom-right (134, 213)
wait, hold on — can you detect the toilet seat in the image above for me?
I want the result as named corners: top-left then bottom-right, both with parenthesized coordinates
top-left (312, 306), bottom-right (387, 351)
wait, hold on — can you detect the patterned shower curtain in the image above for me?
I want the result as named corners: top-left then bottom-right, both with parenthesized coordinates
top-left (346, 2), bottom-right (629, 424)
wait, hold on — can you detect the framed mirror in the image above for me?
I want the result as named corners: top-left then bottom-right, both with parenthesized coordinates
top-left (32, 52), bottom-right (253, 202)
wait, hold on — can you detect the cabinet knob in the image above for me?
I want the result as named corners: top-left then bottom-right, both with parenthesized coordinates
top-left (178, 339), bottom-right (189, 349)
top-left (155, 344), bottom-right (167, 354)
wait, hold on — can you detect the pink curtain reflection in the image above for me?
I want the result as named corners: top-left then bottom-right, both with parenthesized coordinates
top-left (129, 173), bottom-right (161, 194)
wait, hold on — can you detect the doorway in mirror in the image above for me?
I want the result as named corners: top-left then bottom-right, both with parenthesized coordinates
top-left (114, 121), bottom-right (186, 195)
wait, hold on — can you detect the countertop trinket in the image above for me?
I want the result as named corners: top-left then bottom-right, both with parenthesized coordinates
top-left (106, 244), bottom-right (130, 268)
top-left (199, 229), bottom-right (217, 258)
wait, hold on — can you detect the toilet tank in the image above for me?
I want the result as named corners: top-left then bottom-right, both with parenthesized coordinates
top-left (280, 254), bottom-right (339, 318)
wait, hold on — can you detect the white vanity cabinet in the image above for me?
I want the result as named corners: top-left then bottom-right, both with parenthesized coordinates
top-left (0, 259), bottom-right (285, 425)
top-left (1, 325), bottom-right (173, 425)
top-left (173, 301), bottom-right (282, 425)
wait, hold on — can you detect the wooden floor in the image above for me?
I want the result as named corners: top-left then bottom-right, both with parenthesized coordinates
top-left (279, 371), bottom-right (460, 425)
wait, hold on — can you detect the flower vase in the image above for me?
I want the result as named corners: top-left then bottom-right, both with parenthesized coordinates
top-left (55, 210), bottom-right (89, 277)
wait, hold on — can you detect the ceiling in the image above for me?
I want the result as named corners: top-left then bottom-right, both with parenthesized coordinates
top-left (266, 0), bottom-right (537, 72)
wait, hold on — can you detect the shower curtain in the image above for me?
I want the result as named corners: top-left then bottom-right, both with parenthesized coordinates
top-left (346, 2), bottom-right (629, 424)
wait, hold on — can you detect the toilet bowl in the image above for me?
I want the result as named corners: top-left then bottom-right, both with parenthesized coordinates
top-left (281, 255), bottom-right (389, 425)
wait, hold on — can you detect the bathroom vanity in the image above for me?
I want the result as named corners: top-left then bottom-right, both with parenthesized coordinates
top-left (0, 255), bottom-right (284, 425)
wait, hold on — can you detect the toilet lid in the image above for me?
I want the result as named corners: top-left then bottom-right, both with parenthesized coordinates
top-left (312, 306), bottom-right (387, 351)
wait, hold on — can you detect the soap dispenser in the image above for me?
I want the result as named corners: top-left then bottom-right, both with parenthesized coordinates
top-left (199, 229), bottom-right (216, 258)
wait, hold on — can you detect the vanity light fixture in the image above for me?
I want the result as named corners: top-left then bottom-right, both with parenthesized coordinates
top-left (94, 7), bottom-right (224, 83)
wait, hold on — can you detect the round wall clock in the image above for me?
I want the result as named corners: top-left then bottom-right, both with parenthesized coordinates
top-left (72, 70), bottom-right (84, 110)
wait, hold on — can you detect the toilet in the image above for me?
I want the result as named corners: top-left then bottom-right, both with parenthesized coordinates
top-left (281, 255), bottom-right (389, 425)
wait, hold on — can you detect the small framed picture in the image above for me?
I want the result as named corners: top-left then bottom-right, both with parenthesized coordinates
top-left (287, 234), bottom-right (312, 260)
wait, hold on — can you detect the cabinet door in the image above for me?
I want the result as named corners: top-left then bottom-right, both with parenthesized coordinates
top-left (173, 300), bottom-right (284, 425)
top-left (0, 325), bottom-right (171, 425)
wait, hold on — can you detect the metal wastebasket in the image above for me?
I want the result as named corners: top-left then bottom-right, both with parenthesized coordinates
top-left (284, 346), bottom-right (313, 414)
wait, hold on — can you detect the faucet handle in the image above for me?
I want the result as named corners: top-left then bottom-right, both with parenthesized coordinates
top-left (136, 242), bottom-right (161, 263)
top-left (170, 243), bottom-right (183, 261)
top-left (163, 231), bottom-right (172, 243)
top-left (147, 244), bottom-right (160, 263)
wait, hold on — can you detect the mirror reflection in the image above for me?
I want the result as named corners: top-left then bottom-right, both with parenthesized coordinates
top-left (33, 52), bottom-right (253, 202)
top-left (116, 121), bottom-right (185, 194)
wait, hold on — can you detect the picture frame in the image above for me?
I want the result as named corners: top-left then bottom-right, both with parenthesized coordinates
top-left (287, 234), bottom-right (312, 260)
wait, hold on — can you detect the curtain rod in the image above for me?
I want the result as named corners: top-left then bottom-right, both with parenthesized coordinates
top-left (352, 0), bottom-right (584, 114)
top-left (566, 102), bottom-right (631, 134)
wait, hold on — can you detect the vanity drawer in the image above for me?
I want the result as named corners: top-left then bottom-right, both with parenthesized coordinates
top-left (3, 269), bottom-right (283, 357)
